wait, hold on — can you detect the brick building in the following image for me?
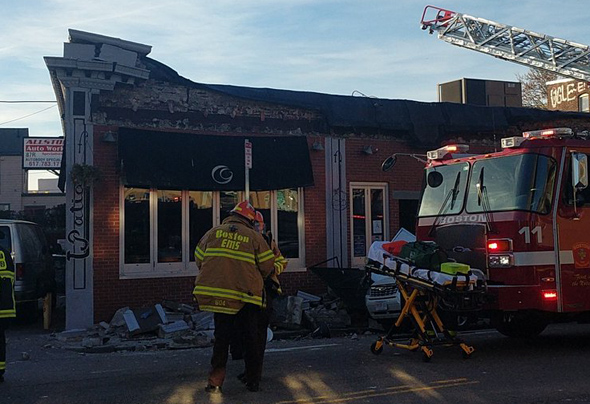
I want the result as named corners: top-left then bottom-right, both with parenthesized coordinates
top-left (45, 30), bottom-right (590, 329)
top-left (546, 79), bottom-right (590, 112)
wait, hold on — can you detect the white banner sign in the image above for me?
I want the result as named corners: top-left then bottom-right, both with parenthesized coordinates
top-left (23, 137), bottom-right (64, 169)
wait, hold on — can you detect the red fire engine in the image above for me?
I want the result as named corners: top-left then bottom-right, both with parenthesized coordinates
top-left (391, 128), bottom-right (590, 337)
top-left (410, 6), bottom-right (590, 337)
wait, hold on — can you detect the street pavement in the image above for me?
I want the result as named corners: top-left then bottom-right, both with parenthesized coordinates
top-left (3, 320), bottom-right (590, 404)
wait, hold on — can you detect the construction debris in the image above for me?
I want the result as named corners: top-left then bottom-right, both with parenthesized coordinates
top-left (50, 291), bottom-right (371, 353)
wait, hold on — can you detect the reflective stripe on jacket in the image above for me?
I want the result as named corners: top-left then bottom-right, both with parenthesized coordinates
top-left (268, 240), bottom-right (287, 294)
top-left (193, 215), bottom-right (275, 314)
top-left (0, 248), bottom-right (16, 319)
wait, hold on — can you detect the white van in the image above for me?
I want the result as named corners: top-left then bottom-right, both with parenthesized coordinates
top-left (0, 220), bottom-right (55, 317)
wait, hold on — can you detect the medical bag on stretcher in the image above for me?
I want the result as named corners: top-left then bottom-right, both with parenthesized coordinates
top-left (366, 241), bottom-right (487, 312)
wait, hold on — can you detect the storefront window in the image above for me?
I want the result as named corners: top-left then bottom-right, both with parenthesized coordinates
top-left (220, 191), bottom-right (240, 222)
top-left (124, 188), bottom-right (150, 264)
top-left (250, 191), bottom-right (272, 231)
top-left (157, 190), bottom-right (182, 263)
top-left (277, 188), bottom-right (299, 259)
top-left (352, 188), bottom-right (366, 258)
top-left (121, 187), bottom-right (304, 277)
top-left (189, 191), bottom-right (213, 261)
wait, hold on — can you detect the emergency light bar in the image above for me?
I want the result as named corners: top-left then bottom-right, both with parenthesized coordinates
top-left (501, 137), bottom-right (526, 149)
top-left (523, 127), bottom-right (573, 139)
top-left (427, 144), bottom-right (469, 160)
top-left (501, 128), bottom-right (574, 149)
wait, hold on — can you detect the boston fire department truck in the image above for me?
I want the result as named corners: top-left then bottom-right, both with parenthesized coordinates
top-left (384, 128), bottom-right (590, 337)
top-left (404, 5), bottom-right (590, 337)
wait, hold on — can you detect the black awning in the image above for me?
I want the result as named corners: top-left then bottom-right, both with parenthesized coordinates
top-left (118, 128), bottom-right (314, 191)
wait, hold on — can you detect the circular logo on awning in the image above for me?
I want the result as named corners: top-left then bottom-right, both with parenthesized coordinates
top-left (211, 165), bottom-right (233, 184)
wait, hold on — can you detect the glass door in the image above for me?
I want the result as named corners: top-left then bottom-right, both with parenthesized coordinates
top-left (350, 183), bottom-right (388, 268)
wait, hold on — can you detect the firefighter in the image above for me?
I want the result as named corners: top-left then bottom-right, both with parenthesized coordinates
top-left (193, 200), bottom-right (275, 394)
top-left (0, 244), bottom-right (16, 383)
top-left (255, 210), bottom-right (287, 304)
top-left (255, 211), bottom-right (288, 370)
top-left (235, 211), bottom-right (288, 385)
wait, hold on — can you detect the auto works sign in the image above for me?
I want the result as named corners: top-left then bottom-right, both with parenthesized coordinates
top-left (22, 137), bottom-right (64, 169)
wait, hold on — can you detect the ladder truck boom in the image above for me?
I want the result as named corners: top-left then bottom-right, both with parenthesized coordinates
top-left (420, 5), bottom-right (590, 81)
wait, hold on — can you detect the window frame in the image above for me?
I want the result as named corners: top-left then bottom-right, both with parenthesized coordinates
top-left (119, 187), bottom-right (305, 279)
top-left (349, 182), bottom-right (389, 268)
top-left (579, 94), bottom-right (589, 112)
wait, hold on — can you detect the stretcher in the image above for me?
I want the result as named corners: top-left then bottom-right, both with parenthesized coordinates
top-left (366, 243), bottom-right (487, 362)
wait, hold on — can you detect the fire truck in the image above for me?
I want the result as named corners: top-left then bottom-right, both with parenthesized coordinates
top-left (382, 6), bottom-right (590, 338)
top-left (384, 129), bottom-right (590, 337)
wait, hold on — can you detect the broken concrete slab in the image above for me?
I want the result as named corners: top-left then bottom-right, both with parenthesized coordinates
top-left (124, 304), bottom-right (167, 336)
top-left (162, 299), bottom-right (196, 314)
top-left (158, 321), bottom-right (190, 339)
top-left (271, 296), bottom-right (303, 328)
top-left (190, 311), bottom-right (214, 330)
top-left (110, 307), bottom-right (131, 328)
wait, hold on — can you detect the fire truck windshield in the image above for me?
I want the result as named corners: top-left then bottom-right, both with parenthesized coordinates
top-left (466, 154), bottom-right (557, 214)
top-left (419, 163), bottom-right (469, 216)
top-left (419, 154), bottom-right (557, 217)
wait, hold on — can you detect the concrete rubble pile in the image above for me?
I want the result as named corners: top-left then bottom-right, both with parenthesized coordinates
top-left (271, 291), bottom-right (359, 339)
top-left (50, 291), bottom-right (368, 353)
top-left (52, 300), bottom-right (216, 353)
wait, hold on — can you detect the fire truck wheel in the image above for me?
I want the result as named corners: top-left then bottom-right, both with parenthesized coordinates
top-left (492, 311), bottom-right (548, 338)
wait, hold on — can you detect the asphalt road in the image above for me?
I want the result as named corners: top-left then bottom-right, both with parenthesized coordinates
top-left (3, 322), bottom-right (590, 404)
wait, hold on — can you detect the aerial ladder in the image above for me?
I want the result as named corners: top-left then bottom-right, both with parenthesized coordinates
top-left (420, 5), bottom-right (590, 82)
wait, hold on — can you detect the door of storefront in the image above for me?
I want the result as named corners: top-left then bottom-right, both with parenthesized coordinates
top-left (350, 183), bottom-right (388, 268)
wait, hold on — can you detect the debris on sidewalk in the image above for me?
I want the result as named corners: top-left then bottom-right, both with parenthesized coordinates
top-left (50, 300), bottom-right (212, 353)
top-left (48, 291), bottom-right (372, 353)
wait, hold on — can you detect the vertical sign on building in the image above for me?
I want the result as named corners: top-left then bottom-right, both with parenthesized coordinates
top-left (245, 139), bottom-right (252, 200)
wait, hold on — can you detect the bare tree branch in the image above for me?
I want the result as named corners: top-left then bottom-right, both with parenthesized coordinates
top-left (516, 69), bottom-right (562, 109)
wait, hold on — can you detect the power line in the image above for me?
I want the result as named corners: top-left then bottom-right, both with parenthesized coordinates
top-left (0, 104), bottom-right (58, 126)
top-left (0, 100), bottom-right (57, 103)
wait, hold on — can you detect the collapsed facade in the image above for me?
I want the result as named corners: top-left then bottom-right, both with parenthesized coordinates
top-left (45, 30), bottom-right (590, 329)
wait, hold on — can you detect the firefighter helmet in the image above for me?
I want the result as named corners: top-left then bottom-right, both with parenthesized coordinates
top-left (255, 211), bottom-right (265, 233)
top-left (230, 200), bottom-right (257, 222)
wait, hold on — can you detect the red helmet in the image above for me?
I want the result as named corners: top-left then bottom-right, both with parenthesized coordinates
top-left (231, 200), bottom-right (256, 221)
top-left (255, 211), bottom-right (265, 233)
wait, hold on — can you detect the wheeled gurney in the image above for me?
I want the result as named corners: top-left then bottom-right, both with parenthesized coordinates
top-left (366, 246), bottom-right (487, 362)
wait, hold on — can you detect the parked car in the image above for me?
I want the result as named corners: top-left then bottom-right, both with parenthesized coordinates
top-left (365, 273), bottom-right (402, 328)
top-left (0, 219), bottom-right (56, 319)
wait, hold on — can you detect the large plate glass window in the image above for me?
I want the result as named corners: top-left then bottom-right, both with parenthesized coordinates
top-left (157, 190), bottom-right (182, 263)
top-left (189, 192), bottom-right (213, 262)
top-left (124, 188), bottom-right (151, 266)
top-left (121, 187), bottom-right (305, 277)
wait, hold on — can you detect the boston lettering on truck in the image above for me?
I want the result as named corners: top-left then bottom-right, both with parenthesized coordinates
top-left (382, 128), bottom-right (590, 337)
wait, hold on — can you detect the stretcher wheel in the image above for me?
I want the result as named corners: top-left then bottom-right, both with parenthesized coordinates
top-left (421, 346), bottom-right (433, 362)
top-left (460, 343), bottom-right (475, 359)
top-left (370, 341), bottom-right (384, 355)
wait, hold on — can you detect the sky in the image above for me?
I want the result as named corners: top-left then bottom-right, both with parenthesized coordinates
top-left (1, 0), bottom-right (590, 188)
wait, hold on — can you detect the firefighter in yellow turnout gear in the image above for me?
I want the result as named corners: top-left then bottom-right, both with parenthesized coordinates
top-left (0, 245), bottom-right (16, 383)
top-left (193, 201), bottom-right (275, 394)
